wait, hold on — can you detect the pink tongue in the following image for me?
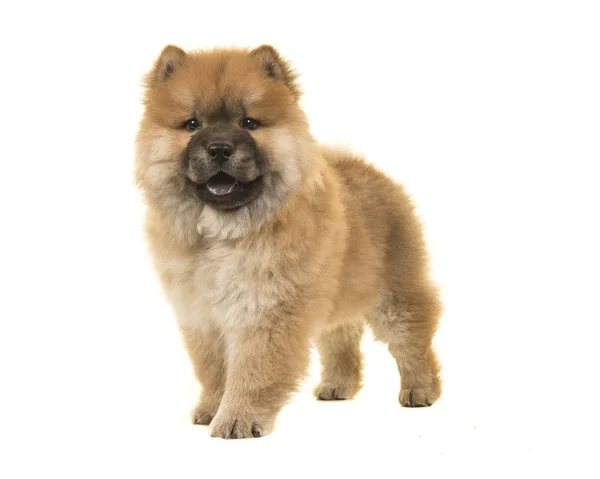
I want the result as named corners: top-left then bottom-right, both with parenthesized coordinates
top-left (206, 172), bottom-right (237, 196)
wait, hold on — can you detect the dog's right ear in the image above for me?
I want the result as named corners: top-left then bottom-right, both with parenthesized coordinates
top-left (146, 45), bottom-right (186, 87)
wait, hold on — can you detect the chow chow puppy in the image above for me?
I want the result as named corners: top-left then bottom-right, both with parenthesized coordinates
top-left (135, 44), bottom-right (442, 439)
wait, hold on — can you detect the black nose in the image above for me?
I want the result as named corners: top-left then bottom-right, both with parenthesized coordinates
top-left (207, 142), bottom-right (233, 163)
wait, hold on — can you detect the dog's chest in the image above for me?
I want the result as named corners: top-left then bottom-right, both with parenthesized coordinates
top-left (164, 240), bottom-right (285, 331)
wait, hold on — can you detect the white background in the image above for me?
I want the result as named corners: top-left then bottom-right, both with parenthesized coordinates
top-left (1, 1), bottom-right (599, 477)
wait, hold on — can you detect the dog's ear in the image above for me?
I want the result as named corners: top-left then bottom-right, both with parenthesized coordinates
top-left (146, 45), bottom-right (186, 86)
top-left (250, 45), bottom-right (300, 100)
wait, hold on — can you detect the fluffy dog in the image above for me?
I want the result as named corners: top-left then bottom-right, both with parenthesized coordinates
top-left (135, 45), bottom-right (442, 439)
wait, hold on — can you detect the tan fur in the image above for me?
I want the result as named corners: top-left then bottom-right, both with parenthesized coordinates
top-left (136, 45), bottom-right (442, 438)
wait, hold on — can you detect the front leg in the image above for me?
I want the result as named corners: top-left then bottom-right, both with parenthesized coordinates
top-left (180, 326), bottom-right (226, 425)
top-left (210, 315), bottom-right (311, 439)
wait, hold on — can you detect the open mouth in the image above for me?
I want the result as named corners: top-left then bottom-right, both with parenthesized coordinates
top-left (205, 171), bottom-right (238, 196)
top-left (188, 171), bottom-right (264, 209)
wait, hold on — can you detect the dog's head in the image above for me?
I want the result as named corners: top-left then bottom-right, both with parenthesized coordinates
top-left (136, 45), bottom-right (318, 239)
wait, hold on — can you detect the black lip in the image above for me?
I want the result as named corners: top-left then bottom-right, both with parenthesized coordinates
top-left (187, 174), bottom-right (264, 210)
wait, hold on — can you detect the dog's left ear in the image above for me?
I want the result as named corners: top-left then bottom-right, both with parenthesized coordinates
top-left (250, 45), bottom-right (300, 100)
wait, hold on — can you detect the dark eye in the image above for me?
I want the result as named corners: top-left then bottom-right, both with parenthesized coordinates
top-left (240, 117), bottom-right (260, 130)
top-left (185, 118), bottom-right (201, 132)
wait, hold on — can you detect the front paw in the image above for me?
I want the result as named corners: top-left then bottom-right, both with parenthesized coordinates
top-left (210, 411), bottom-right (268, 439)
top-left (399, 379), bottom-right (441, 407)
top-left (314, 380), bottom-right (361, 400)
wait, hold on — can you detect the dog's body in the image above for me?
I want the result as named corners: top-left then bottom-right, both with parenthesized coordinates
top-left (136, 45), bottom-right (441, 438)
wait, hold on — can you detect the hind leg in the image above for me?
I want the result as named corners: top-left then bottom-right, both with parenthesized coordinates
top-left (314, 322), bottom-right (364, 400)
top-left (368, 288), bottom-right (442, 407)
